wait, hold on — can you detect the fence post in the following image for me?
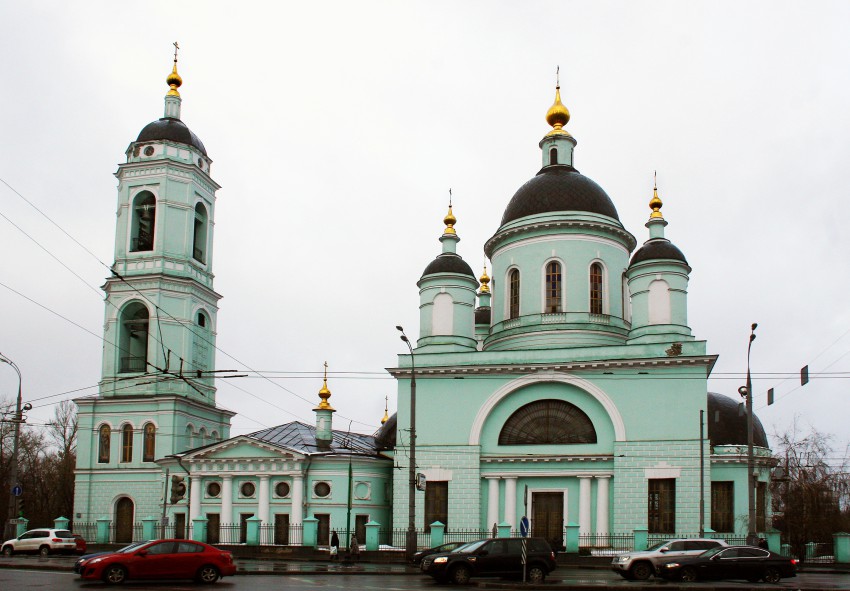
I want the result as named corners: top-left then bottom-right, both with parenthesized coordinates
top-left (53, 516), bottom-right (70, 531)
top-left (765, 530), bottom-right (781, 554)
top-left (633, 528), bottom-right (648, 552)
top-left (702, 527), bottom-right (715, 539)
top-left (565, 522), bottom-right (580, 554)
top-left (497, 521), bottom-right (512, 538)
top-left (96, 517), bottom-right (111, 544)
top-left (15, 517), bottom-right (28, 537)
top-left (302, 517), bottom-right (318, 548)
top-left (141, 516), bottom-right (158, 541)
top-left (834, 532), bottom-right (850, 564)
top-left (365, 521), bottom-right (380, 551)
top-left (192, 516), bottom-right (208, 543)
top-left (245, 516), bottom-right (261, 546)
top-left (430, 521), bottom-right (445, 548)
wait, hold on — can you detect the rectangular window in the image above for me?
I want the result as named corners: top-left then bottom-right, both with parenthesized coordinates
top-left (648, 478), bottom-right (675, 533)
top-left (121, 427), bottom-right (133, 463)
top-left (545, 262), bottom-right (562, 313)
top-left (509, 270), bottom-right (520, 319)
top-left (590, 264), bottom-right (604, 315)
top-left (711, 481), bottom-right (734, 532)
top-left (756, 481), bottom-right (767, 531)
top-left (424, 481), bottom-right (449, 532)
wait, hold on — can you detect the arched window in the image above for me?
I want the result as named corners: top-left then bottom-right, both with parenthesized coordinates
top-left (130, 192), bottom-right (156, 252)
top-left (648, 279), bottom-right (672, 324)
top-left (193, 310), bottom-right (210, 374)
top-left (499, 399), bottom-right (597, 445)
top-left (119, 302), bottom-right (149, 373)
top-left (545, 261), bottom-right (562, 313)
top-left (185, 425), bottom-right (195, 450)
top-left (590, 263), bottom-right (604, 315)
top-left (431, 293), bottom-right (454, 335)
top-left (198, 427), bottom-right (207, 444)
top-left (192, 202), bottom-right (208, 263)
top-left (549, 147), bottom-right (558, 165)
top-left (508, 269), bottom-right (520, 319)
top-left (197, 312), bottom-right (206, 328)
top-left (98, 425), bottom-right (111, 463)
top-left (121, 424), bottom-right (133, 462)
top-left (143, 423), bottom-right (156, 462)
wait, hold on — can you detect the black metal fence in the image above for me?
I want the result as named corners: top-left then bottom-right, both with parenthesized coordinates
top-left (579, 532), bottom-right (633, 553)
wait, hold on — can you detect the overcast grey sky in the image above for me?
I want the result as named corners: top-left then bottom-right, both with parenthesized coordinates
top-left (1, 1), bottom-right (849, 453)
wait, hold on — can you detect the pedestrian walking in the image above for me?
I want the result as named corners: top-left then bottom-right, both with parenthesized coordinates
top-left (350, 533), bottom-right (360, 561)
top-left (330, 530), bottom-right (340, 560)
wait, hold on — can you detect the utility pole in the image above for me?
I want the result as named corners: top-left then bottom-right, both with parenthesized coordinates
top-left (738, 323), bottom-right (758, 546)
top-left (397, 326), bottom-right (417, 563)
top-left (1, 353), bottom-right (25, 542)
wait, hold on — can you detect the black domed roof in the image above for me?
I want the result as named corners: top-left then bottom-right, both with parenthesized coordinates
top-left (137, 117), bottom-right (207, 156)
top-left (475, 306), bottom-right (491, 325)
top-left (420, 253), bottom-right (475, 280)
top-left (707, 392), bottom-right (768, 447)
top-left (374, 413), bottom-right (396, 450)
top-left (500, 165), bottom-right (620, 225)
top-left (630, 238), bottom-right (688, 266)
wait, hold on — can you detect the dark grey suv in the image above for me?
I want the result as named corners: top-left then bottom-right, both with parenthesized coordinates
top-left (421, 537), bottom-right (556, 584)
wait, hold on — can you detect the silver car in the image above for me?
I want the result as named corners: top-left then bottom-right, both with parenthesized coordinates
top-left (611, 538), bottom-right (728, 580)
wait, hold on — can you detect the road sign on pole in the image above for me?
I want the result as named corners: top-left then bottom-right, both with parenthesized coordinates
top-left (11, 485), bottom-right (22, 497)
top-left (520, 516), bottom-right (530, 537)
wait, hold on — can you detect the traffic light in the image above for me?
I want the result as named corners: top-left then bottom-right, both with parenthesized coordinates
top-left (170, 475), bottom-right (186, 504)
top-left (17, 494), bottom-right (25, 518)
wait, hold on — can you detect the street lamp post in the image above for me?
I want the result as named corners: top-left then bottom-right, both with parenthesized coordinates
top-left (738, 323), bottom-right (758, 546)
top-left (396, 326), bottom-right (417, 563)
top-left (1, 353), bottom-right (24, 541)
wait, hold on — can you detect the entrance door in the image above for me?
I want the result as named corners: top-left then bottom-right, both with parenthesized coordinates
top-left (115, 497), bottom-right (135, 543)
top-left (532, 492), bottom-right (564, 550)
top-left (274, 514), bottom-right (290, 545)
top-left (175, 513), bottom-right (186, 539)
top-left (316, 514), bottom-right (330, 546)
top-left (207, 513), bottom-right (220, 544)
top-left (354, 514), bottom-right (368, 545)
top-left (239, 513), bottom-right (254, 543)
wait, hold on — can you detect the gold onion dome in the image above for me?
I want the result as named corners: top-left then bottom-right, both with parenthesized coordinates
top-left (315, 362), bottom-right (334, 410)
top-left (545, 86), bottom-right (571, 136)
top-left (166, 63), bottom-right (183, 97)
top-left (649, 180), bottom-right (664, 219)
top-left (443, 205), bottom-right (457, 235)
top-left (479, 265), bottom-right (491, 293)
top-left (381, 396), bottom-right (389, 424)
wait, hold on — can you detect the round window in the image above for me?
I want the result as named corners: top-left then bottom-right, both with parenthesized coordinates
top-left (354, 482), bottom-right (369, 500)
top-left (275, 481), bottom-right (290, 497)
top-left (240, 482), bottom-right (256, 497)
top-left (144, 146), bottom-right (155, 156)
top-left (313, 482), bottom-right (331, 498)
top-left (206, 482), bottom-right (221, 498)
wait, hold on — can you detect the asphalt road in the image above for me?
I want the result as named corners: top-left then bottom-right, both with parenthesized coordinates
top-left (1, 569), bottom-right (849, 590)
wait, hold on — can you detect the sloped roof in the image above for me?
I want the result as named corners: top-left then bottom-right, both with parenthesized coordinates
top-left (246, 421), bottom-right (382, 456)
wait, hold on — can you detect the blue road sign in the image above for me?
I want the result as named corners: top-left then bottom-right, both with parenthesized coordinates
top-left (12, 485), bottom-right (22, 496)
top-left (520, 516), bottom-right (530, 537)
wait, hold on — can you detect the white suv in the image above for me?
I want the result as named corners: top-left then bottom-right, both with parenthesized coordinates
top-left (611, 538), bottom-right (727, 580)
top-left (1, 528), bottom-right (77, 557)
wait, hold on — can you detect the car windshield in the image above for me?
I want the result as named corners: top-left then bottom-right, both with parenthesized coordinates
top-left (118, 542), bottom-right (148, 554)
top-left (646, 541), bottom-right (673, 551)
top-left (700, 546), bottom-right (725, 558)
top-left (459, 540), bottom-right (489, 553)
top-left (451, 542), bottom-right (475, 553)
top-left (55, 530), bottom-right (74, 538)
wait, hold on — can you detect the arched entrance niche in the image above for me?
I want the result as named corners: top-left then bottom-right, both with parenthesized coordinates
top-left (114, 497), bottom-right (135, 543)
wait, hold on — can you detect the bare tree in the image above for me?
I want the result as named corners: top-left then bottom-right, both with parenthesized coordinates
top-left (771, 422), bottom-right (850, 562)
top-left (46, 400), bottom-right (78, 521)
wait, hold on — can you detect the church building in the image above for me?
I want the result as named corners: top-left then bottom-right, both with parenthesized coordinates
top-left (73, 54), bottom-right (772, 548)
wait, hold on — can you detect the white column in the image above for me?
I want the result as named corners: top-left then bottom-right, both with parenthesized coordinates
top-left (595, 476), bottom-right (610, 536)
top-left (291, 475), bottom-right (304, 525)
top-left (189, 474), bottom-right (202, 521)
top-left (258, 475), bottom-right (271, 524)
top-left (221, 475), bottom-right (233, 524)
top-left (504, 477), bottom-right (517, 528)
top-left (579, 476), bottom-right (592, 534)
top-left (486, 477), bottom-right (500, 531)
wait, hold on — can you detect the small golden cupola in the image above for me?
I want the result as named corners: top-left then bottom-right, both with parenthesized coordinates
top-left (315, 361), bottom-right (335, 411)
top-left (166, 41), bottom-right (183, 97)
top-left (479, 264), bottom-right (491, 294)
top-left (381, 395), bottom-right (389, 425)
top-left (649, 172), bottom-right (664, 220)
top-left (443, 189), bottom-right (457, 235)
top-left (545, 67), bottom-right (571, 137)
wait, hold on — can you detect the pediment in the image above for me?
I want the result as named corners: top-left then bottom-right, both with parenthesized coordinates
top-left (182, 436), bottom-right (303, 461)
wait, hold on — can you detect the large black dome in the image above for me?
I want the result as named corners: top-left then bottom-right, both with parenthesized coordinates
top-left (630, 238), bottom-right (688, 266)
top-left (707, 392), bottom-right (768, 447)
top-left (500, 165), bottom-right (620, 225)
top-left (420, 253), bottom-right (475, 280)
top-left (137, 117), bottom-right (207, 156)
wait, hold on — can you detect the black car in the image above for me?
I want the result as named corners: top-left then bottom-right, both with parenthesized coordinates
top-left (412, 541), bottom-right (468, 565)
top-left (420, 537), bottom-right (556, 584)
top-left (657, 545), bottom-right (797, 583)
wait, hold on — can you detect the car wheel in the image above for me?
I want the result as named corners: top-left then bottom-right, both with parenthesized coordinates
top-left (680, 566), bottom-right (698, 582)
top-left (763, 567), bottom-right (781, 584)
top-left (38, 545), bottom-right (50, 558)
top-left (451, 564), bottom-right (471, 585)
top-left (630, 561), bottom-right (652, 580)
top-left (197, 565), bottom-right (220, 584)
top-left (104, 565), bottom-right (127, 585)
top-left (527, 565), bottom-right (546, 583)
top-left (2, 546), bottom-right (12, 557)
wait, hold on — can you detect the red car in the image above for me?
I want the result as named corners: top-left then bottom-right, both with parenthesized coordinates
top-left (77, 539), bottom-right (236, 584)
top-left (73, 534), bottom-right (87, 555)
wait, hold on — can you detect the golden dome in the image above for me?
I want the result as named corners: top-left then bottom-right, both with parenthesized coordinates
top-left (649, 175), bottom-right (664, 219)
top-left (545, 86), bottom-right (571, 137)
top-left (315, 361), bottom-right (335, 411)
top-left (381, 395), bottom-right (389, 424)
top-left (479, 264), bottom-right (491, 293)
top-left (443, 205), bottom-right (457, 235)
top-left (166, 63), bottom-right (182, 97)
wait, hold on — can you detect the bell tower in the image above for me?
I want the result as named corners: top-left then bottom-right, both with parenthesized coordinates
top-left (74, 50), bottom-right (234, 523)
